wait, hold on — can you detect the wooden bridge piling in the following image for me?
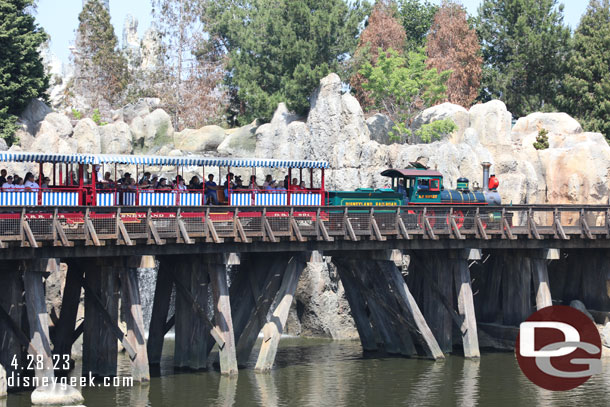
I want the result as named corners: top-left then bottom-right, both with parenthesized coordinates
top-left (83, 258), bottom-right (120, 377)
top-left (121, 258), bottom-right (150, 382)
top-left (255, 255), bottom-right (307, 372)
top-left (0, 262), bottom-right (24, 380)
top-left (53, 261), bottom-right (83, 361)
top-left (147, 257), bottom-right (173, 366)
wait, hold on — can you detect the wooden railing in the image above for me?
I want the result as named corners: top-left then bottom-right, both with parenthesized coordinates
top-left (0, 205), bottom-right (609, 248)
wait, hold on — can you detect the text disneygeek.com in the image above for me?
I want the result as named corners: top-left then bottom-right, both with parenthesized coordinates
top-left (8, 372), bottom-right (134, 388)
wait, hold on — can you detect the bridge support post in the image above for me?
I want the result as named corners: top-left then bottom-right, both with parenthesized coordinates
top-left (121, 257), bottom-right (150, 382)
top-left (531, 250), bottom-right (554, 310)
top-left (208, 255), bottom-right (238, 375)
top-left (502, 252), bottom-right (533, 326)
top-left (333, 263), bottom-right (378, 352)
top-left (53, 261), bottom-right (83, 362)
top-left (0, 262), bottom-right (24, 381)
top-left (147, 257), bottom-right (173, 366)
top-left (23, 260), bottom-right (54, 381)
top-left (452, 251), bottom-right (480, 358)
top-left (83, 258), bottom-right (120, 377)
top-left (234, 255), bottom-right (290, 366)
top-left (174, 256), bottom-right (210, 370)
top-left (255, 255), bottom-right (307, 372)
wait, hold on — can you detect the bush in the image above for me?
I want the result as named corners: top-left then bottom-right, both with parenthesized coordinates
top-left (533, 128), bottom-right (549, 150)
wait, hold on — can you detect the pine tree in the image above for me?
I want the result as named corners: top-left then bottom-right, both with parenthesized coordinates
top-left (476, 0), bottom-right (571, 117)
top-left (205, 0), bottom-right (369, 123)
top-left (350, 0), bottom-right (407, 108)
top-left (426, 1), bottom-right (482, 108)
top-left (557, 0), bottom-right (610, 140)
top-left (396, 0), bottom-right (438, 51)
top-left (151, 0), bottom-right (227, 130)
top-left (71, 0), bottom-right (128, 117)
top-left (0, 0), bottom-right (48, 144)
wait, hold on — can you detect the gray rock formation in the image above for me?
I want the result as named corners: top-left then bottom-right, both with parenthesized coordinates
top-left (570, 300), bottom-right (595, 321)
top-left (218, 120), bottom-right (258, 156)
top-left (130, 109), bottom-right (174, 151)
top-left (31, 383), bottom-right (84, 405)
top-left (174, 125), bottom-right (226, 153)
top-left (99, 121), bottom-right (133, 154)
top-left (366, 113), bottom-right (395, 145)
top-left (73, 118), bottom-right (101, 154)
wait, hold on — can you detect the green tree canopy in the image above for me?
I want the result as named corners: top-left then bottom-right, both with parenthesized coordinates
top-left (396, 0), bottom-right (438, 51)
top-left (0, 0), bottom-right (48, 143)
top-left (71, 0), bottom-right (128, 116)
top-left (205, 0), bottom-right (369, 123)
top-left (556, 0), bottom-right (610, 140)
top-left (476, 0), bottom-right (571, 117)
top-left (360, 47), bottom-right (456, 143)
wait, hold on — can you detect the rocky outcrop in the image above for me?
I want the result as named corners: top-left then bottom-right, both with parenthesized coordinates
top-left (174, 125), bottom-right (226, 153)
top-left (366, 113), bottom-right (395, 145)
top-left (73, 118), bottom-right (101, 154)
top-left (130, 109), bottom-right (174, 151)
top-left (99, 121), bottom-right (133, 154)
top-left (218, 120), bottom-right (258, 156)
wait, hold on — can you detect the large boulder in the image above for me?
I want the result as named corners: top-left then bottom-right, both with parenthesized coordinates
top-left (19, 98), bottom-right (52, 134)
top-left (130, 109), bottom-right (174, 150)
top-left (174, 125), bottom-right (226, 153)
top-left (34, 112), bottom-right (73, 139)
top-left (513, 112), bottom-right (583, 137)
top-left (99, 121), bottom-right (133, 154)
top-left (73, 118), bottom-right (101, 154)
top-left (30, 131), bottom-right (76, 155)
top-left (469, 100), bottom-right (513, 148)
top-left (217, 120), bottom-right (258, 156)
top-left (255, 103), bottom-right (305, 159)
top-left (121, 98), bottom-right (161, 124)
top-left (366, 113), bottom-right (395, 145)
top-left (413, 102), bottom-right (470, 142)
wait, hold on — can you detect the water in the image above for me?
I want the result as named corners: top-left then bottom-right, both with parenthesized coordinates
top-left (5, 338), bottom-right (610, 406)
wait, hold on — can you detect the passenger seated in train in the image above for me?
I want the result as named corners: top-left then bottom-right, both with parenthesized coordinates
top-left (249, 175), bottom-right (260, 190)
top-left (283, 175), bottom-right (290, 189)
top-left (41, 177), bottom-right (50, 189)
top-left (263, 175), bottom-right (272, 188)
top-left (299, 180), bottom-right (306, 190)
top-left (223, 173), bottom-right (235, 198)
top-left (2, 176), bottom-right (13, 190)
top-left (189, 176), bottom-right (201, 190)
top-left (139, 172), bottom-right (151, 185)
top-left (24, 173), bottom-right (39, 190)
top-left (205, 174), bottom-right (218, 204)
top-left (0, 169), bottom-right (6, 186)
top-left (233, 176), bottom-right (246, 190)
top-left (176, 175), bottom-right (187, 191)
top-left (290, 178), bottom-right (300, 190)
top-left (397, 179), bottom-right (407, 198)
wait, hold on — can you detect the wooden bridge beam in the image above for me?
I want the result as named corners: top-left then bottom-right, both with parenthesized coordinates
top-left (120, 258), bottom-right (150, 382)
top-left (83, 258), bottom-right (120, 377)
top-left (147, 257), bottom-right (173, 367)
top-left (255, 255), bottom-right (308, 372)
top-left (451, 251), bottom-right (480, 358)
top-left (0, 262), bottom-right (24, 381)
top-left (53, 260), bottom-right (84, 362)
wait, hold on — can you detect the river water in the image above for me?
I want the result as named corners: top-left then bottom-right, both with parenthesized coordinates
top-left (5, 338), bottom-right (610, 406)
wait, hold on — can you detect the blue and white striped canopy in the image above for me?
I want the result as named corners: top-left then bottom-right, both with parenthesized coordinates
top-left (0, 152), bottom-right (83, 164)
top-left (0, 151), bottom-right (329, 169)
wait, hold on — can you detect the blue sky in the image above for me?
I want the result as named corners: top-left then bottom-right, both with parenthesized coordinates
top-left (36, 0), bottom-right (589, 65)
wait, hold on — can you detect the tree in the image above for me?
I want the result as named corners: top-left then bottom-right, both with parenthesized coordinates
top-left (476, 0), bottom-right (571, 117)
top-left (71, 0), bottom-right (128, 117)
top-left (0, 0), bottom-right (48, 144)
top-left (426, 1), bottom-right (482, 107)
top-left (396, 0), bottom-right (438, 51)
top-left (151, 0), bottom-right (227, 129)
top-left (360, 47), bottom-right (456, 143)
top-left (556, 0), bottom-right (610, 141)
top-left (205, 0), bottom-right (369, 123)
top-left (350, 0), bottom-right (407, 108)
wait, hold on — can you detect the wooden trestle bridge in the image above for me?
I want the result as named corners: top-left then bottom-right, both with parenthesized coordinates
top-left (1, 204), bottom-right (610, 390)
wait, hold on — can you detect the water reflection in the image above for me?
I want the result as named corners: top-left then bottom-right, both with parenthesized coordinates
top-left (5, 339), bottom-right (610, 406)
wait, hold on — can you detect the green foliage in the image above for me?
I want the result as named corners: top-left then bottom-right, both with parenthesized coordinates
top-left (0, 0), bottom-right (48, 145)
top-left (533, 128), bottom-right (549, 150)
top-left (360, 48), bottom-right (451, 143)
top-left (71, 109), bottom-right (82, 120)
top-left (476, 0), bottom-right (571, 117)
top-left (73, 0), bottom-right (128, 114)
top-left (91, 109), bottom-right (107, 126)
top-left (205, 0), bottom-right (369, 123)
top-left (556, 0), bottom-right (610, 141)
top-left (416, 118), bottom-right (457, 143)
top-left (396, 0), bottom-right (438, 51)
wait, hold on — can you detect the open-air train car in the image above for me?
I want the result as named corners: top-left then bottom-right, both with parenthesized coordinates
top-left (0, 152), bottom-right (328, 207)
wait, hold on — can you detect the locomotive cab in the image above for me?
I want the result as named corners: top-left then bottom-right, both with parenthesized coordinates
top-left (380, 168), bottom-right (444, 204)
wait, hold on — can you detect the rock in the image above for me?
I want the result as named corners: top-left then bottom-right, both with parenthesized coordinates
top-left (31, 383), bottom-right (84, 405)
top-left (15, 127), bottom-right (35, 150)
top-left (73, 118), bottom-right (101, 154)
top-left (217, 120), bottom-right (258, 156)
top-left (469, 100), bottom-right (512, 148)
top-left (602, 322), bottom-right (610, 348)
top-left (19, 99), bottom-right (52, 134)
top-left (366, 113), bottom-right (396, 145)
top-left (99, 121), bottom-right (133, 154)
top-left (122, 98), bottom-right (160, 124)
top-left (513, 112), bottom-right (583, 137)
top-left (0, 138), bottom-right (7, 152)
top-left (174, 125), bottom-right (226, 152)
top-left (292, 261), bottom-right (358, 340)
top-left (30, 131), bottom-right (76, 155)
top-left (130, 109), bottom-right (174, 150)
top-left (0, 364), bottom-right (5, 398)
top-left (413, 102), bottom-right (469, 141)
top-left (35, 112), bottom-right (73, 140)
top-left (570, 300), bottom-right (595, 321)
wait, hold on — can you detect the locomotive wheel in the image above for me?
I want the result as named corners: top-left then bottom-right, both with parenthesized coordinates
top-left (452, 210), bottom-right (465, 229)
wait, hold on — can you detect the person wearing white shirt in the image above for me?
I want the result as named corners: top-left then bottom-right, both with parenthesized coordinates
top-left (2, 176), bottom-right (13, 190)
top-left (24, 174), bottom-right (39, 191)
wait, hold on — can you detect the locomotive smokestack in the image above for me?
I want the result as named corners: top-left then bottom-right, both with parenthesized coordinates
top-left (481, 162), bottom-right (491, 192)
